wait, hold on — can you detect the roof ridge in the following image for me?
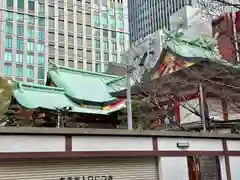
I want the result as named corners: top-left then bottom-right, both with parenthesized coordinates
top-left (51, 63), bottom-right (120, 78)
top-left (16, 82), bottom-right (64, 92)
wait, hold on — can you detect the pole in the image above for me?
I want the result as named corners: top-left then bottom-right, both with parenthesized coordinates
top-left (199, 83), bottom-right (207, 132)
top-left (232, 12), bottom-right (240, 64)
top-left (57, 109), bottom-right (61, 128)
top-left (126, 65), bottom-right (133, 130)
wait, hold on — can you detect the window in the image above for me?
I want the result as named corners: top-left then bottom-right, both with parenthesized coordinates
top-left (38, 44), bottom-right (45, 53)
top-left (118, 32), bottom-right (124, 41)
top-left (38, 68), bottom-right (44, 79)
top-left (104, 41), bottom-right (108, 50)
top-left (112, 54), bottom-right (117, 62)
top-left (6, 11), bottom-right (13, 20)
top-left (38, 56), bottom-right (44, 65)
top-left (28, 41), bottom-right (34, 51)
top-left (38, 29), bottom-right (45, 40)
top-left (6, 22), bottom-right (13, 34)
top-left (104, 52), bottom-right (109, 61)
top-left (110, 17), bottom-right (116, 29)
top-left (95, 51), bottom-right (101, 60)
top-left (94, 15), bottom-right (99, 26)
top-left (16, 67), bottom-right (23, 77)
top-left (17, 39), bottom-right (24, 50)
top-left (95, 63), bottom-right (101, 72)
top-left (18, 0), bottom-right (24, 9)
top-left (28, 15), bottom-right (35, 24)
top-left (4, 52), bottom-right (12, 62)
top-left (28, 28), bottom-right (34, 38)
top-left (16, 13), bottom-right (24, 22)
top-left (4, 64), bottom-right (12, 76)
top-left (28, 0), bottom-right (35, 11)
top-left (112, 42), bottom-right (116, 51)
top-left (5, 37), bottom-right (12, 48)
top-left (7, 0), bottom-right (13, 7)
top-left (16, 53), bottom-right (23, 63)
top-left (17, 25), bottom-right (24, 36)
top-left (28, 55), bottom-right (34, 64)
top-left (27, 68), bottom-right (34, 78)
top-left (102, 14), bottom-right (108, 25)
top-left (117, 20), bottom-right (124, 29)
top-left (39, 17), bottom-right (45, 26)
top-left (38, 3), bottom-right (44, 16)
top-left (95, 39), bottom-right (100, 48)
top-left (119, 8), bottom-right (123, 17)
top-left (120, 44), bottom-right (124, 53)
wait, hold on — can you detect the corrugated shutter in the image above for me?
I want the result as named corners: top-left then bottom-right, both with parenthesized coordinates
top-left (199, 157), bottom-right (220, 180)
top-left (0, 157), bottom-right (158, 180)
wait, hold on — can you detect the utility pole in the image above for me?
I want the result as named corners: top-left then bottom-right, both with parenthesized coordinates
top-left (126, 64), bottom-right (133, 130)
top-left (232, 12), bottom-right (240, 64)
top-left (199, 83), bottom-right (207, 132)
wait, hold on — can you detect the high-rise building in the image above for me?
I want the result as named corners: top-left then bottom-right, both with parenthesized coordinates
top-left (128, 0), bottom-right (237, 44)
top-left (0, 0), bottom-right (129, 84)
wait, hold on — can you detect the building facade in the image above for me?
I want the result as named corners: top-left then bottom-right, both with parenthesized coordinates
top-left (0, 0), bottom-right (129, 84)
top-left (128, 0), bottom-right (238, 44)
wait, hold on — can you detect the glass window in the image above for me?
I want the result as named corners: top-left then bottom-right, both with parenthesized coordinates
top-left (5, 37), bottom-right (12, 48)
top-left (17, 39), bottom-right (24, 50)
top-left (120, 44), bottom-right (124, 53)
top-left (6, 11), bottom-right (13, 20)
top-left (4, 64), bottom-right (12, 76)
top-left (112, 54), bottom-right (117, 62)
top-left (18, 0), bottom-right (24, 9)
top-left (95, 63), bottom-right (101, 72)
top-left (118, 32), bottom-right (124, 41)
top-left (6, 22), bottom-right (13, 34)
top-left (102, 14), bottom-right (108, 25)
top-left (16, 67), bottom-right (23, 77)
top-left (110, 17), bottom-right (116, 28)
top-left (4, 52), bottom-right (12, 62)
top-left (16, 53), bottom-right (23, 63)
top-left (28, 41), bottom-right (34, 51)
top-left (38, 3), bottom-right (44, 16)
top-left (117, 20), bottom-right (124, 29)
top-left (28, 28), bottom-right (35, 38)
top-left (38, 68), bottom-right (44, 79)
top-left (38, 29), bottom-right (45, 40)
top-left (7, 0), bottom-right (13, 7)
top-left (39, 17), bottom-right (45, 26)
top-left (112, 42), bottom-right (116, 51)
top-left (119, 8), bottom-right (123, 17)
top-left (104, 41), bottom-right (108, 50)
top-left (104, 52), bottom-right (109, 61)
top-left (38, 56), bottom-right (44, 65)
top-left (28, 15), bottom-right (35, 24)
top-left (28, 55), bottom-right (34, 64)
top-left (16, 13), bottom-right (24, 22)
top-left (38, 44), bottom-right (45, 53)
top-left (94, 15), bottom-right (99, 26)
top-left (95, 51), bottom-right (101, 61)
top-left (28, 0), bottom-right (35, 11)
top-left (95, 39), bottom-right (100, 48)
top-left (17, 25), bottom-right (24, 36)
top-left (27, 67), bottom-right (34, 78)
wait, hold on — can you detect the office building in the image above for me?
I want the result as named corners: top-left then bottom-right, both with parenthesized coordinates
top-left (0, 0), bottom-right (129, 84)
top-left (128, 0), bottom-right (238, 43)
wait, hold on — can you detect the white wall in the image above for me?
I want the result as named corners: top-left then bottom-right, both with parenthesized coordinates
top-left (229, 157), bottom-right (240, 180)
top-left (159, 157), bottom-right (189, 180)
top-left (207, 99), bottom-right (224, 121)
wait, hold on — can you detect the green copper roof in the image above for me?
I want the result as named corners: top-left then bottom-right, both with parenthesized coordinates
top-left (48, 64), bottom-right (120, 104)
top-left (12, 82), bottom-right (121, 115)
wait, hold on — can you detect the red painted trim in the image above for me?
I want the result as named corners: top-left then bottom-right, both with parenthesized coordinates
top-left (221, 100), bottom-right (228, 121)
top-left (174, 100), bottom-right (180, 123)
top-left (65, 136), bottom-right (72, 152)
top-left (152, 137), bottom-right (158, 152)
top-left (223, 140), bottom-right (232, 180)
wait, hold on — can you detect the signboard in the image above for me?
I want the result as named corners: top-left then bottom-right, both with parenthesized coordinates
top-left (60, 175), bottom-right (113, 180)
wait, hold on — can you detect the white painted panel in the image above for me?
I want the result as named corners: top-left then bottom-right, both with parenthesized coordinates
top-left (180, 98), bottom-right (201, 124)
top-left (229, 157), bottom-right (240, 180)
top-left (158, 138), bottom-right (223, 151)
top-left (0, 135), bottom-right (65, 152)
top-left (219, 156), bottom-right (227, 180)
top-left (72, 136), bottom-right (153, 151)
top-left (159, 157), bottom-right (189, 180)
top-left (227, 140), bottom-right (240, 151)
top-left (207, 99), bottom-right (224, 121)
top-left (228, 102), bottom-right (240, 120)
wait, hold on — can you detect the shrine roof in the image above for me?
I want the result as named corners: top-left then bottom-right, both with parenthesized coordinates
top-left (12, 82), bottom-right (123, 115)
top-left (48, 64), bottom-right (120, 105)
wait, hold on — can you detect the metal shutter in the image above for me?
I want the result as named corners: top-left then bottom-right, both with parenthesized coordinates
top-left (0, 157), bottom-right (158, 180)
top-left (199, 156), bottom-right (220, 180)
